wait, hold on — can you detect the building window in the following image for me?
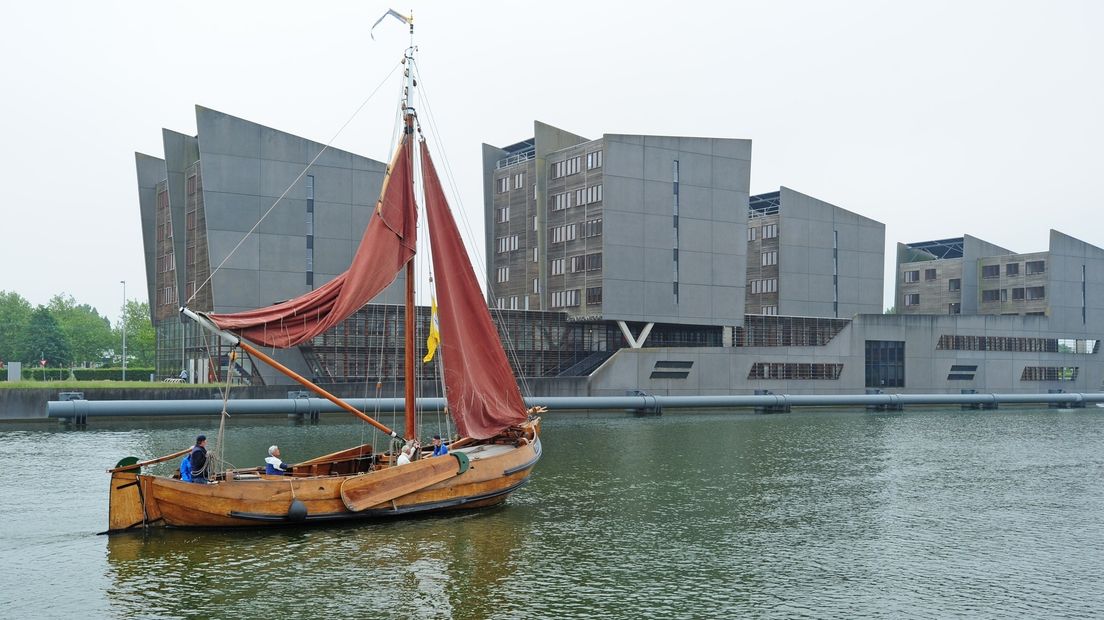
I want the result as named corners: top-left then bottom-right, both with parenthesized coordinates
top-left (761, 250), bottom-right (777, 266)
top-left (552, 157), bottom-right (581, 178)
top-left (748, 362), bottom-right (843, 380)
top-left (532, 278), bottom-right (540, 294)
top-left (586, 286), bottom-right (603, 304)
top-left (762, 223), bottom-right (778, 239)
top-left (583, 218), bottom-right (602, 238)
top-left (497, 177), bottom-right (510, 193)
top-left (925, 268), bottom-right (937, 280)
top-left (982, 289), bottom-right (1001, 302)
top-left (585, 184), bottom-right (603, 205)
top-left (532, 248), bottom-right (539, 263)
top-left (496, 298), bottom-right (505, 309)
top-left (496, 235), bottom-right (519, 253)
top-left (496, 266), bottom-right (510, 283)
top-left (550, 225), bottom-right (577, 243)
top-left (1026, 260), bottom-right (1046, 275)
top-left (513, 172), bottom-right (524, 189)
top-left (949, 303), bottom-right (961, 314)
top-left (1006, 263), bottom-right (1020, 277)
top-left (904, 293), bottom-right (920, 306)
top-left (551, 192), bottom-right (569, 211)
top-left (747, 226), bottom-right (757, 241)
top-left (497, 207), bottom-right (510, 222)
top-left (510, 296), bottom-right (519, 310)
top-left (761, 305), bottom-right (778, 315)
top-left (949, 278), bottom-right (961, 292)
top-left (982, 265), bottom-right (1000, 279)
top-left (586, 150), bottom-right (603, 170)
top-left (865, 340), bottom-right (905, 388)
top-left (1011, 287), bottom-right (1025, 300)
top-left (551, 289), bottom-right (580, 308)
top-left (1021, 366), bottom-right (1078, 381)
top-left (1027, 286), bottom-right (1045, 300)
top-left (904, 270), bottom-right (920, 283)
top-left (551, 258), bottom-right (565, 275)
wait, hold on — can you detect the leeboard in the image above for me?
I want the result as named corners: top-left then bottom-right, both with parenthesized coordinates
top-left (340, 455), bottom-right (462, 511)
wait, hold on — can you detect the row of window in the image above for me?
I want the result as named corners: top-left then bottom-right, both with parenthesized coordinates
top-left (747, 362), bottom-right (843, 380)
top-left (982, 260), bottom-right (1046, 278)
top-left (496, 172), bottom-right (526, 193)
top-left (549, 184), bottom-right (604, 211)
top-left (551, 289), bottom-right (580, 308)
top-left (761, 250), bottom-right (778, 266)
top-left (749, 278), bottom-right (778, 294)
top-left (981, 287), bottom-right (1045, 302)
top-left (550, 253), bottom-right (603, 275)
top-left (937, 335), bottom-right (1099, 353)
top-left (759, 305), bottom-right (778, 315)
top-left (551, 150), bottom-right (603, 179)
top-left (496, 235), bottom-right (519, 253)
top-left (903, 268), bottom-right (938, 283)
top-left (747, 223), bottom-right (778, 241)
top-left (157, 253), bottom-right (176, 274)
top-left (1021, 366), bottom-right (1078, 381)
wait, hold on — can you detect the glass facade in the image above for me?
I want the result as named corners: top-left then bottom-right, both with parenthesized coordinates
top-left (865, 340), bottom-right (905, 388)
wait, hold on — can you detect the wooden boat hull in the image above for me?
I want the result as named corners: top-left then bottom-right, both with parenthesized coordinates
top-left (108, 421), bottom-right (541, 531)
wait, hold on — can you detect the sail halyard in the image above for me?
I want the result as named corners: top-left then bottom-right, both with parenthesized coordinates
top-left (420, 141), bottom-right (528, 439)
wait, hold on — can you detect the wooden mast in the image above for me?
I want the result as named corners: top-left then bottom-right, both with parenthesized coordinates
top-left (402, 28), bottom-right (417, 441)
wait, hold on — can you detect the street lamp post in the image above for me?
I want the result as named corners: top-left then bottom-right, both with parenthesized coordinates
top-left (120, 280), bottom-right (127, 382)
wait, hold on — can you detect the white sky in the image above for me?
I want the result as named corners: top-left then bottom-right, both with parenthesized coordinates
top-left (2, 1), bottom-right (1101, 325)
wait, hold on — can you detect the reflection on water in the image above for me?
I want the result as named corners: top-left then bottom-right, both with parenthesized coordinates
top-left (3, 409), bottom-right (1104, 618)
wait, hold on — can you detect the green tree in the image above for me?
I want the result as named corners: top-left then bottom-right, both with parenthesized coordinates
top-left (117, 300), bottom-right (157, 368)
top-left (0, 290), bottom-right (33, 363)
top-left (48, 294), bottom-right (114, 367)
top-left (21, 306), bottom-right (73, 367)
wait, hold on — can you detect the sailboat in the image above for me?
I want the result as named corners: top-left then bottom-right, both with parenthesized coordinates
top-left (106, 21), bottom-right (542, 532)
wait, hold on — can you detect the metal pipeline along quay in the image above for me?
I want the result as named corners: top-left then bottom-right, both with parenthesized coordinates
top-left (46, 391), bottom-right (1104, 423)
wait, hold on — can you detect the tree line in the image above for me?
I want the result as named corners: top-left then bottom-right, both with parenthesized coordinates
top-left (0, 291), bottom-right (155, 369)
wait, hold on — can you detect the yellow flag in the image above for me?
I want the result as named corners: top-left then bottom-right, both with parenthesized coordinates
top-left (423, 297), bottom-right (440, 363)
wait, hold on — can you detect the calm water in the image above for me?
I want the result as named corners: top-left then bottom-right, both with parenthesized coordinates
top-left (3, 408), bottom-right (1104, 619)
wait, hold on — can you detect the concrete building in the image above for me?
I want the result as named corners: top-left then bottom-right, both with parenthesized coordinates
top-left (482, 122), bottom-right (752, 346)
top-left (746, 188), bottom-right (885, 318)
top-left (136, 106), bottom-right (400, 384)
top-left (896, 230), bottom-right (1104, 328)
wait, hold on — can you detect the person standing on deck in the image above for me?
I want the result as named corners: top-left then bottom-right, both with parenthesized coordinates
top-left (190, 435), bottom-right (209, 483)
top-left (265, 445), bottom-right (291, 475)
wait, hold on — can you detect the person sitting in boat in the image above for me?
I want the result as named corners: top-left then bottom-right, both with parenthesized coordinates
top-left (264, 445), bottom-right (291, 475)
top-left (430, 434), bottom-right (448, 457)
top-left (396, 441), bottom-right (418, 466)
top-left (190, 435), bottom-right (209, 483)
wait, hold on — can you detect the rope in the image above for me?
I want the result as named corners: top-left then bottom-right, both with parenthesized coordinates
top-left (187, 60), bottom-right (404, 306)
top-left (413, 59), bottom-right (534, 398)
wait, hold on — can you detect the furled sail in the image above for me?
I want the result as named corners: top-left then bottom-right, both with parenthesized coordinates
top-left (205, 138), bottom-right (417, 348)
top-left (421, 142), bottom-right (528, 439)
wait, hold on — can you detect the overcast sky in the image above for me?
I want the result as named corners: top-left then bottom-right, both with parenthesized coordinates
top-left (2, 0), bottom-right (1101, 325)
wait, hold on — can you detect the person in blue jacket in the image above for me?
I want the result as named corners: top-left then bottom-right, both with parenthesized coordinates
top-left (430, 434), bottom-right (448, 457)
top-left (265, 445), bottom-right (291, 475)
top-left (190, 435), bottom-right (209, 483)
top-left (179, 452), bottom-right (193, 482)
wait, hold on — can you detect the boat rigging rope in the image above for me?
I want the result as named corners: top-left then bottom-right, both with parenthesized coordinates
top-left (412, 59), bottom-right (534, 399)
top-left (186, 59), bottom-right (403, 307)
top-left (213, 350), bottom-right (236, 476)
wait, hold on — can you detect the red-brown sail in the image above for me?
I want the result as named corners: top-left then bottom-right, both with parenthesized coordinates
top-left (421, 143), bottom-right (528, 439)
top-left (205, 138), bottom-right (417, 348)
